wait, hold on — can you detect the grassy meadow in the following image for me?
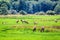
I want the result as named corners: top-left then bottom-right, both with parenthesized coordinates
top-left (0, 15), bottom-right (60, 40)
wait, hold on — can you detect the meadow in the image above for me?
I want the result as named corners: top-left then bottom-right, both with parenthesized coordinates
top-left (0, 15), bottom-right (60, 40)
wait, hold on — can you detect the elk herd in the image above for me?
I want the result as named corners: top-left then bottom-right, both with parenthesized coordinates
top-left (1, 18), bottom-right (60, 32)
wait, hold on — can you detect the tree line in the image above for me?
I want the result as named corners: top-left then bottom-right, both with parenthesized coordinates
top-left (0, 0), bottom-right (60, 15)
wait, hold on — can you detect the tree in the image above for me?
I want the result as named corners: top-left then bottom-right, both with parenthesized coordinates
top-left (25, 1), bottom-right (34, 14)
top-left (10, 0), bottom-right (19, 12)
top-left (54, 4), bottom-right (60, 14)
top-left (12, 2), bottom-right (19, 12)
top-left (1, 1), bottom-right (10, 10)
top-left (33, 3), bottom-right (39, 13)
top-left (40, 1), bottom-right (57, 12)
top-left (19, 0), bottom-right (26, 11)
top-left (50, 0), bottom-right (59, 1)
top-left (8, 9), bottom-right (17, 14)
top-left (0, 1), bottom-right (9, 15)
top-left (0, 7), bottom-right (8, 15)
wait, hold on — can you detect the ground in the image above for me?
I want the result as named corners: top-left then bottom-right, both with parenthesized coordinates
top-left (0, 15), bottom-right (60, 40)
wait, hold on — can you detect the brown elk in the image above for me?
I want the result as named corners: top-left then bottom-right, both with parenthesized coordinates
top-left (33, 25), bottom-right (36, 32)
top-left (16, 20), bottom-right (19, 23)
top-left (20, 19), bottom-right (29, 24)
top-left (40, 26), bottom-right (45, 32)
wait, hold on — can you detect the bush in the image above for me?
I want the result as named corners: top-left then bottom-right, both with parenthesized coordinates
top-left (46, 10), bottom-right (56, 15)
top-left (19, 10), bottom-right (27, 15)
top-left (54, 4), bottom-right (60, 14)
top-left (8, 9), bottom-right (17, 14)
top-left (0, 1), bottom-right (10, 15)
top-left (0, 7), bottom-right (8, 15)
top-left (35, 11), bottom-right (45, 15)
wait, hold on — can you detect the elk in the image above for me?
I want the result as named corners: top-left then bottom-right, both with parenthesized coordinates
top-left (16, 20), bottom-right (19, 23)
top-left (33, 25), bottom-right (36, 32)
top-left (20, 19), bottom-right (29, 24)
top-left (40, 26), bottom-right (45, 32)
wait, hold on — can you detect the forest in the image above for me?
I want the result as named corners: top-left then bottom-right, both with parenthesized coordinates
top-left (0, 0), bottom-right (60, 15)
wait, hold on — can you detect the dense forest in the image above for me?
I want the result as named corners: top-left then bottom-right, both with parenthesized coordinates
top-left (0, 0), bottom-right (60, 15)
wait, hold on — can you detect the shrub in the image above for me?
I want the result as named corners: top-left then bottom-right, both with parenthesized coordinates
top-left (8, 9), bottom-right (17, 14)
top-left (19, 10), bottom-right (27, 15)
top-left (35, 11), bottom-right (45, 15)
top-left (46, 10), bottom-right (56, 15)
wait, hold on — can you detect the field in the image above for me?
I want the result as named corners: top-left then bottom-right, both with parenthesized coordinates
top-left (0, 15), bottom-right (60, 40)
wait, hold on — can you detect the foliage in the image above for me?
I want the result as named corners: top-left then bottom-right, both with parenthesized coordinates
top-left (35, 11), bottom-right (45, 15)
top-left (50, 0), bottom-right (59, 1)
top-left (0, 0), bottom-right (60, 14)
top-left (19, 10), bottom-right (27, 15)
top-left (40, 1), bottom-right (57, 12)
top-left (8, 9), bottom-right (17, 14)
top-left (54, 4), bottom-right (60, 14)
top-left (46, 10), bottom-right (56, 15)
top-left (0, 1), bottom-right (10, 15)
top-left (0, 7), bottom-right (8, 15)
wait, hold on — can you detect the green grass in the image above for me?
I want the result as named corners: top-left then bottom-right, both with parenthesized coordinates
top-left (0, 30), bottom-right (60, 40)
top-left (0, 15), bottom-right (60, 40)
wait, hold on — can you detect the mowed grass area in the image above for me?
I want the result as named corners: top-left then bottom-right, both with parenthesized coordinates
top-left (0, 15), bottom-right (60, 40)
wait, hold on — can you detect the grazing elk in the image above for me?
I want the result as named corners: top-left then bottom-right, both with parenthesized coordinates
top-left (33, 25), bottom-right (36, 32)
top-left (20, 19), bottom-right (29, 24)
top-left (16, 20), bottom-right (19, 23)
top-left (40, 26), bottom-right (45, 32)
